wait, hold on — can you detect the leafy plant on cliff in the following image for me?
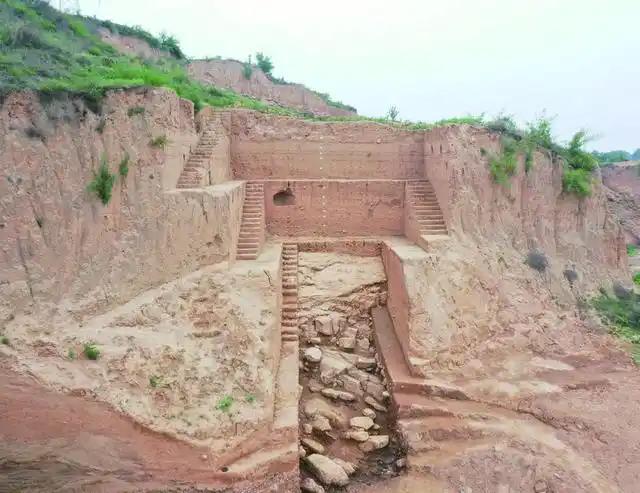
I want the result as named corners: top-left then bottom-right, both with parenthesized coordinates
top-left (242, 55), bottom-right (253, 80)
top-left (561, 131), bottom-right (598, 197)
top-left (255, 52), bottom-right (273, 76)
top-left (87, 155), bottom-right (116, 205)
top-left (118, 152), bottom-right (130, 178)
top-left (83, 343), bottom-right (101, 360)
top-left (593, 291), bottom-right (640, 364)
top-left (628, 244), bottom-right (638, 257)
top-left (150, 135), bottom-right (168, 149)
top-left (216, 395), bottom-right (234, 412)
top-left (487, 136), bottom-right (519, 185)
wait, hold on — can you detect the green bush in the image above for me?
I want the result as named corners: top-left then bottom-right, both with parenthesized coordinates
top-left (628, 244), bottom-right (638, 256)
top-left (562, 168), bottom-right (592, 198)
top-left (1, 336), bottom-right (9, 345)
top-left (242, 56), bottom-right (253, 80)
top-left (159, 32), bottom-right (185, 59)
top-left (255, 52), bottom-right (273, 75)
top-left (216, 395), bottom-right (234, 412)
top-left (118, 153), bottom-right (130, 178)
top-left (150, 135), bottom-right (168, 149)
top-left (83, 343), bottom-right (100, 360)
top-left (633, 273), bottom-right (640, 286)
top-left (87, 156), bottom-right (116, 205)
top-left (488, 137), bottom-right (519, 185)
top-left (593, 291), bottom-right (640, 363)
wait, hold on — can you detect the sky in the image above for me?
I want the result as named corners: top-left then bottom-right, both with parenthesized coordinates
top-left (68, 0), bottom-right (639, 151)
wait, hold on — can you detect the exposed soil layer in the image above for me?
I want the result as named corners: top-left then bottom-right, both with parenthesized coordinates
top-left (296, 253), bottom-right (405, 491)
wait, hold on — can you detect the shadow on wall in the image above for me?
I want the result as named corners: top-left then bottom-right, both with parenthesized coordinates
top-left (273, 188), bottom-right (296, 206)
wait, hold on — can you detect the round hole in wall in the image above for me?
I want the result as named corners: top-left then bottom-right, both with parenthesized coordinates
top-left (273, 188), bottom-right (295, 206)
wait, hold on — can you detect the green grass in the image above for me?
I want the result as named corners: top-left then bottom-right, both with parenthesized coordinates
top-left (87, 155), bottom-right (116, 205)
top-left (150, 135), bottom-right (168, 149)
top-left (593, 292), bottom-right (640, 363)
top-left (127, 106), bottom-right (145, 117)
top-left (245, 394), bottom-right (256, 403)
top-left (628, 244), bottom-right (638, 257)
top-left (67, 348), bottom-right (76, 359)
top-left (118, 153), bottom-right (130, 178)
top-left (83, 343), bottom-right (100, 360)
top-left (216, 395), bottom-right (234, 412)
top-left (633, 272), bottom-right (640, 287)
top-left (149, 375), bottom-right (160, 388)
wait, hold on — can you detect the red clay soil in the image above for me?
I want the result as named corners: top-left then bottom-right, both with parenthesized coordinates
top-left (0, 363), bottom-right (296, 493)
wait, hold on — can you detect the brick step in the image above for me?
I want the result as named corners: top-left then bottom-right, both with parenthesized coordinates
top-left (281, 329), bottom-right (298, 336)
top-left (282, 289), bottom-right (297, 296)
top-left (238, 241), bottom-right (260, 248)
top-left (282, 320), bottom-right (298, 328)
top-left (237, 248), bottom-right (259, 255)
top-left (282, 305), bottom-right (297, 313)
top-left (282, 312), bottom-right (297, 320)
top-left (236, 255), bottom-right (257, 261)
top-left (420, 229), bottom-right (448, 235)
top-left (282, 335), bottom-right (299, 342)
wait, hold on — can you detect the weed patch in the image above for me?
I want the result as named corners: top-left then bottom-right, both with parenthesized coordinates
top-left (150, 135), bottom-right (168, 149)
top-left (118, 152), bottom-right (130, 178)
top-left (216, 395), bottom-right (233, 412)
top-left (83, 343), bottom-right (100, 360)
top-left (127, 106), bottom-right (145, 117)
top-left (87, 155), bottom-right (116, 205)
top-left (525, 249), bottom-right (549, 272)
top-left (593, 291), bottom-right (640, 363)
top-left (1, 336), bottom-right (9, 345)
top-left (149, 375), bottom-right (161, 388)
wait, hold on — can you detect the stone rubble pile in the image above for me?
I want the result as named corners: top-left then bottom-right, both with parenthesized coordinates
top-left (299, 312), bottom-right (394, 488)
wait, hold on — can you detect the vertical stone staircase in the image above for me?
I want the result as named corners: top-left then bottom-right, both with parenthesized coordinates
top-left (280, 243), bottom-right (299, 343)
top-left (406, 180), bottom-right (448, 237)
top-left (176, 115), bottom-right (220, 188)
top-left (236, 182), bottom-right (266, 260)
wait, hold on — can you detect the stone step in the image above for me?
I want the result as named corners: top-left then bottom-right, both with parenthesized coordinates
top-left (281, 329), bottom-right (298, 336)
top-left (282, 320), bottom-right (298, 328)
top-left (282, 335), bottom-right (299, 342)
top-left (282, 304), bottom-right (297, 312)
top-left (236, 254), bottom-right (257, 260)
top-left (282, 289), bottom-right (297, 296)
top-left (282, 312), bottom-right (297, 320)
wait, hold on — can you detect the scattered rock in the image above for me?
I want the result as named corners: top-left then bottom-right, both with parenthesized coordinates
top-left (359, 435), bottom-right (389, 452)
top-left (304, 347), bottom-right (323, 363)
top-left (320, 351), bottom-right (352, 384)
top-left (302, 437), bottom-right (326, 454)
top-left (344, 430), bottom-right (369, 442)
top-left (299, 446), bottom-right (306, 458)
top-left (311, 415), bottom-right (332, 432)
top-left (356, 356), bottom-right (376, 369)
top-left (200, 454), bottom-right (208, 461)
top-left (308, 379), bottom-right (323, 393)
top-left (305, 454), bottom-right (349, 486)
top-left (350, 416), bottom-right (374, 430)
top-left (395, 458), bottom-right (406, 469)
top-left (340, 375), bottom-right (363, 396)
top-left (372, 424), bottom-right (381, 431)
top-left (303, 423), bottom-right (313, 434)
top-left (337, 336), bottom-right (356, 350)
top-left (363, 380), bottom-right (385, 401)
top-left (365, 396), bottom-right (387, 412)
top-left (362, 408), bottom-right (376, 420)
top-left (333, 457), bottom-right (356, 476)
top-left (356, 337), bottom-right (370, 352)
top-left (315, 316), bottom-right (334, 336)
top-left (301, 477), bottom-right (325, 493)
top-left (382, 390), bottom-right (390, 399)
top-left (534, 480), bottom-right (548, 493)
top-left (304, 398), bottom-right (348, 428)
top-left (321, 388), bottom-right (355, 402)
top-left (308, 337), bottom-right (322, 345)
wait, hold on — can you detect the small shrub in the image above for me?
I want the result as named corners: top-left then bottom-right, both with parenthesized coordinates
top-left (35, 216), bottom-right (44, 228)
top-left (149, 375), bottom-right (160, 388)
top-left (68, 348), bottom-right (76, 359)
top-left (118, 153), bottom-right (130, 178)
top-left (159, 32), bottom-right (185, 59)
top-left (83, 343), bottom-right (100, 360)
top-left (488, 137), bottom-right (518, 185)
top-left (633, 272), bottom-right (640, 287)
top-left (66, 17), bottom-right (90, 38)
top-left (386, 105), bottom-right (399, 121)
top-left (150, 135), bottom-right (168, 149)
top-left (87, 156), bottom-right (116, 205)
top-left (525, 249), bottom-right (549, 272)
top-left (216, 395), bottom-right (234, 412)
top-left (255, 52), bottom-right (273, 75)
top-left (245, 394), bottom-right (256, 403)
top-left (242, 56), bottom-right (253, 80)
top-left (127, 106), bottom-right (145, 117)
top-left (562, 168), bottom-right (592, 198)
top-left (628, 244), bottom-right (638, 257)
top-left (1, 336), bottom-right (9, 345)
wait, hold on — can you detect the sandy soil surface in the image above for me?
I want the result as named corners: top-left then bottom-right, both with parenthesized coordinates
top-left (0, 251), bottom-right (280, 455)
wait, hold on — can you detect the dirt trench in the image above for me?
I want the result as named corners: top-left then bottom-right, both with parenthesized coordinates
top-left (294, 252), bottom-right (406, 492)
